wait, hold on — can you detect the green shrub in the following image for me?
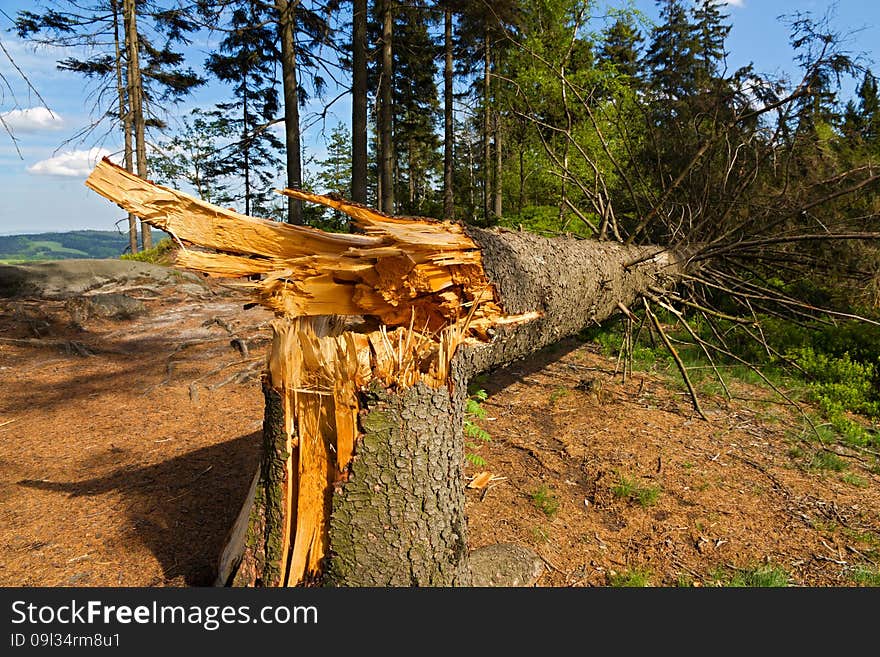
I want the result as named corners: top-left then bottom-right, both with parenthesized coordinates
top-left (120, 238), bottom-right (175, 264)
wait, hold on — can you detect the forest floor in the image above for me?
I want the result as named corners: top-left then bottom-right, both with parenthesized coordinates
top-left (1, 266), bottom-right (879, 587)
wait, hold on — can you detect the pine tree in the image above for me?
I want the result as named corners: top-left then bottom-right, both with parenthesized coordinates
top-left (15, 0), bottom-right (203, 250)
top-left (691, 0), bottom-right (730, 88)
top-left (597, 14), bottom-right (643, 81)
top-left (377, 0), bottom-right (395, 213)
top-left (151, 108), bottom-right (234, 203)
top-left (847, 70), bottom-right (880, 144)
top-left (315, 123), bottom-right (353, 230)
top-left (392, 2), bottom-right (441, 215)
top-left (456, 0), bottom-right (520, 224)
top-left (351, 0), bottom-right (369, 204)
top-left (644, 0), bottom-right (699, 100)
top-left (205, 1), bottom-right (284, 219)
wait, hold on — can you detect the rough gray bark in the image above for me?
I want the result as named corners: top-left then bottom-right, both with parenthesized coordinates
top-left (231, 381), bottom-right (288, 587)
top-left (325, 378), bottom-right (471, 586)
top-left (460, 228), bottom-right (681, 376)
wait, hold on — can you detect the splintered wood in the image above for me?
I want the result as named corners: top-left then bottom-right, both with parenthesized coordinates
top-left (85, 157), bottom-right (539, 586)
top-left (86, 158), bottom-right (505, 334)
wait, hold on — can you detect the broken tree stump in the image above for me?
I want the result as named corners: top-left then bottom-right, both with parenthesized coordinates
top-left (85, 157), bottom-right (683, 586)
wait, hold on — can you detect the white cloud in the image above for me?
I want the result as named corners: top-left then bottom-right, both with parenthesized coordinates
top-left (27, 147), bottom-right (113, 178)
top-left (0, 107), bottom-right (64, 133)
top-left (717, 0), bottom-right (745, 7)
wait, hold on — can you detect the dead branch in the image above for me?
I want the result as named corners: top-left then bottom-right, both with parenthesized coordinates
top-left (643, 298), bottom-right (707, 420)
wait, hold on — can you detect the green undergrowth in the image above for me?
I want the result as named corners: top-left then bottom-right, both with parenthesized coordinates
top-left (497, 205), bottom-right (593, 239)
top-left (609, 567), bottom-right (652, 587)
top-left (530, 484), bottom-right (560, 518)
top-left (709, 564), bottom-right (790, 587)
top-left (611, 473), bottom-right (661, 507)
top-left (120, 238), bottom-right (175, 264)
top-left (464, 387), bottom-right (491, 468)
top-left (849, 565), bottom-right (880, 586)
top-left (583, 311), bottom-right (880, 463)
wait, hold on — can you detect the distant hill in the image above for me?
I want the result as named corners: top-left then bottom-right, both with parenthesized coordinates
top-left (0, 229), bottom-right (163, 263)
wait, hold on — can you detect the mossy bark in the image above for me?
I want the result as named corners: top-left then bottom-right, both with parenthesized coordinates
top-left (325, 376), bottom-right (471, 586)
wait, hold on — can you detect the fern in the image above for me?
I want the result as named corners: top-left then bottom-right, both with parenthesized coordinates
top-left (464, 420), bottom-right (491, 443)
top-left (464, 389), bottom-right (491, 466)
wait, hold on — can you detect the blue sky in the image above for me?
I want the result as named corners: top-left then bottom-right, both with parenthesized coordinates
top-left (1, 0), bottom-right (879, 235)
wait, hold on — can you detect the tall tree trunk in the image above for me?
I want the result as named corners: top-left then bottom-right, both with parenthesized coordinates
top-left (467, 132), bottom-right (474, 212)
top-left (482, 30), bottom-right (491, 225)
top-left (277, 0), bottom-right (303, 225)
top-left (493, 115), bottom-right (502, 220)
top-left (443, 7), bottom-right (454, 221)
top-left (123, 0), bottom-right (151, 250)
top-left (559, 64), bottom-right (570, 226)
top-left (518, 144), bottom-right (525, 214)
top-left (379, 1), bottom-right (395, 214)
top-left (351, 0), bottom-right (368, 205)
top-left (85, 160), bottom-right (685, 587)
top-left (408, 139), bottom-right (415, 209)
top-left (111, 0), bottom-right (137, 255)
top-left (243, 93), bottom-right (251, 217)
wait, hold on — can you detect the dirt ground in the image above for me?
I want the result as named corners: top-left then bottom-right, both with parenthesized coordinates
top-left (1, 271), bottom-right (878, 587)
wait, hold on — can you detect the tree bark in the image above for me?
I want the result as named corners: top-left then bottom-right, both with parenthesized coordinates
top-left (123, 0), bottom-right (150, 250)
top-left (326, 379), bottom-right (472, 586)
top-left (351, 0), bottom-right (368, 205)
top-left (518, 144), bottom-right (525, 213)
top-left (84, 160), bottom-right (684, 587)
top-left (443, 7), bottom-right (454, 221)
top-left (277, 0), bottom-right (303, 225)
top-left (379, 1), bottom-right (395, 214)
top-left (482, 30), bottom-right (491, 225)
top-left (243, 91), bottom-right (251, 217)
top-left (493, 115), bottom-right (502, 220)
top-left (323, 232), bottom-right (679, 586)
top-left (111, 0), bottom-right (137, 255)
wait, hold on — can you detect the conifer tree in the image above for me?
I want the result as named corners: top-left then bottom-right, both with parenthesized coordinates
top-left (15, 0), bottom-right (203, 250)
top-left (205, 1), bottom-right (284, 219)
top-left (315, 122), bottom-right (353, 230)
top-left (644, 0), bottom-right (698, 100)
top-left (597, 13), bottom-right (643, 81)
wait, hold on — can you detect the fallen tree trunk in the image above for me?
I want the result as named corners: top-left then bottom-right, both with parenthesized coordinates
top-left (85, 158), bottom-right (684, 586)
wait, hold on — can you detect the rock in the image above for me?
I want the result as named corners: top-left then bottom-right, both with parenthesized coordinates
top-left (0, 259), bottom-right (202, 299)
top-left (469, 543), bottom-right (545, 587)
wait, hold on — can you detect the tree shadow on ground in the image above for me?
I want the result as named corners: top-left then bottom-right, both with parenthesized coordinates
top-left (472, 335), bottom-right (596, 397)
top-left (17, 431), bottom-right (261, 586)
